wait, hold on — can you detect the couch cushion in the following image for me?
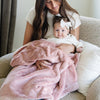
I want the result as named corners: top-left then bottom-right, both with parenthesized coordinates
top-left (61, 91), bottom-right (85, 100)
top-left (0, 53), bottom-right (14, 78)
top-left (86, 76), bottom-right (100, 100)
top-left (80, 16), bottom-right (100, 47)
top-left (0, 78), bottom-right (5, 87)
top-left (77, 40), bottom-right (100, 96)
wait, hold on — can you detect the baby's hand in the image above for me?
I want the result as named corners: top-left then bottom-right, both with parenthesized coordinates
top-left (76, 47), bottom-right (83, 53)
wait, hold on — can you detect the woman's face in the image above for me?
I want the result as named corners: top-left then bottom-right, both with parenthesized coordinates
top-left (45, 0), bottom-right (61, 14)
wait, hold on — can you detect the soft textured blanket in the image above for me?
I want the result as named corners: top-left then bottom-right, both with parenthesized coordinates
top-left (0, 39), bottom-right (80, 100)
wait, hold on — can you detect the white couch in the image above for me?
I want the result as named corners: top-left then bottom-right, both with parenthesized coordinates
top-left (0, 16), bottom-right (100, 100)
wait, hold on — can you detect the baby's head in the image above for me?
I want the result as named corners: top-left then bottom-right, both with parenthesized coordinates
top-left (53, 16), bottom-right (72, 38)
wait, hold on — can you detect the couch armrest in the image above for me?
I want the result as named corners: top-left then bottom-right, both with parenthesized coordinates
top-left (86, 76), bottom-right (100, 100)
top-left (0, 53), bottom-right (14, 78)
top-left (80, 16), bottom-right (100, 47)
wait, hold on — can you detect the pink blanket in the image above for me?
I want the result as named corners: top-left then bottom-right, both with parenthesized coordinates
top-left (0, 39), bottom-right (80, 100)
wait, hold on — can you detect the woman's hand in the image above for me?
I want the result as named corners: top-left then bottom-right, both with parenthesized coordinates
top-left (36, 60), bottom-right (52, 69)
top-left (76, 47), bottom-right (83, 53)
top-left (57, 43), bottom-right (75, 54)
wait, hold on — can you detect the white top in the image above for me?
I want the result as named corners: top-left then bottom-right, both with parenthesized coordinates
top-left (26, 7), bottom-right (81, 38)
top-left (47, 34), bottom-right (83, 48)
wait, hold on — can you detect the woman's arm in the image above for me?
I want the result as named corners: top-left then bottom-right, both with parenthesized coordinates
top-left (71, 26), bottom-right (80, 40)
top-left (23, 22), bottom-right (34, 45)
top-left (57, 44), bottom-right (75, 54)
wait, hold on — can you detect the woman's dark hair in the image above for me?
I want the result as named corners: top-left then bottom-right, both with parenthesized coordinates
top-left (53, 16), bottom-right (68, 27)
top-left (31, 0), bottom-right (78, 41)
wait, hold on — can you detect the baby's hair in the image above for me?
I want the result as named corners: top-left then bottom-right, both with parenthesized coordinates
top-left (53, 16), bottom-right (68, 27)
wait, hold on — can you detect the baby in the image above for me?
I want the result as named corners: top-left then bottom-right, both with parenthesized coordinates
top-left (47, 16), bottom-right (83, 53)
top-left (36, 16), bottom-right (83, 69)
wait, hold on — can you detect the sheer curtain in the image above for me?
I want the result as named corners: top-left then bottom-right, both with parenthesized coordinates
top-left (0, 0), bottom-right (17, 57)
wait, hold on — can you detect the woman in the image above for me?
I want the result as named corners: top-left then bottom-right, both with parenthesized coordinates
top-left (23, 0), bottom-right (81, 54)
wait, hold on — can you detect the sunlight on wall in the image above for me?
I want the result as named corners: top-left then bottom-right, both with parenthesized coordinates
top-left (67, 0), bottom-right (91, 17)
top-left (91, 0), bottom-right (100, 19)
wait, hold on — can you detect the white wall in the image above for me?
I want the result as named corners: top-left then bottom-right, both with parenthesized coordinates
top-left (12, 0), bottom-right (35, 51)
top-left (68, 0), bottom-right (100, 19)
top-left (12, 0), bottom-right (98, 51)
top-left (90, 0), bottom-right (100, 18)
top-left (67, 0), bottom-right (91, 17)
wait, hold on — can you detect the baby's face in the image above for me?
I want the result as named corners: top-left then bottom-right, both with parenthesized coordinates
top-left (53, 23), bottom-right (69, 38)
